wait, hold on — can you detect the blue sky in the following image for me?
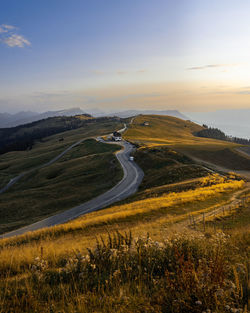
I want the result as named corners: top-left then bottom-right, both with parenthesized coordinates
top-left (1, 0), bottom-right (250, 113)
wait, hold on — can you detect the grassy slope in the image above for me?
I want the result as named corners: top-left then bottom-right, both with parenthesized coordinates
top-left (125, 114), bottom-right (250, 172)
top-left (0, 139), bottom-right (122, 234)
top-left (0, 115), bottom-right (249, 312)
top-left (0, 118), bottom-right (124, 233)
top-left (198, 188), bottom-right (250, 232)
top-left (0, 115), bottom-right (248, 253)
top-left (0, 175), bottom-right (248, 312)
top-left (0, 119), bottom-right (123, 188)
top-left (133, 146), bottom-right (209, 190)
top-left (0, 175), bottom-right (245, 271)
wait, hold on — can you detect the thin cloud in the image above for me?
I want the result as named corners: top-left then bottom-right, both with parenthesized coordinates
top-left (187, 64), bottom-right (239, 70)
top-left (0, 24), bottom-right (31, 47)
top-left (117, 71), bottom-right (127, 75)
top-left (91, 70), bottom-right (105, 75)
top-left (0, 24), bottom-right (16, 33)
top-left (3, 34), bottom-right (31, 47)
top-left (117, 69), bottom-right (147, 75)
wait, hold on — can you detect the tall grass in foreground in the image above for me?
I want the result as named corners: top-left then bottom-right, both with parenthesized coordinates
top-left (0, 174), bottom-right (245, 278)
top-left (0, 231), bottom-right (249, 312)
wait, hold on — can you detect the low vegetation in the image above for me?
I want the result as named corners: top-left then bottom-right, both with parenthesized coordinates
top-left (134, 146), bottom-right (209, 189)
top-left (0, 230), bottom-right (249, 312)
top-left (125, 115), bottom-right (250, 173)
top-left (0, 174), bottom-right (246, 273)
top-left (0, 118), bottom-right (124, 189)
top-left (0, 115), bottom-right (124, 155)
top-left (0, 139), bottom-right (122, 234)
top-left (196, 126), bottom-right (250, 146)
top-left (0, 114), bottom-right (249, 312)
top-left (197, 188), bottom-right (250, 232)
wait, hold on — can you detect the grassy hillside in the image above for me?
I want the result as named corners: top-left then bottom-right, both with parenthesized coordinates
top-left (0, 139), bottom-right (122, 234)
top-left (0, 118), bottom-right (123, 189)
top-left (0, 174), bottom-right (249, 312)
top-left (0, 115), bottom-right (249, 312)
top-left (125, 115), bottom-right (250, 173)
top-left (0, 118), bottom-right (124, 233)
top-left (125, 114), bottom-right (213, 146)
top-left (133, 146), bottom-right (209, 190)
top-left (0, 114), bottom-right (124, 155)
top-left (0, 114), bottom-right (94, 154)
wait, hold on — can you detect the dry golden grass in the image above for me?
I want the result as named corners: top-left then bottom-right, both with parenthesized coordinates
top-left (75, 115), bottom-right (93, 120)
top-left (0, 115), bottom-right (249, 312)
top-left (125, 115), bottom-right (250, 175)
top-left (125, 114), bottom-right (236, 148)
top-left (0, 175), bottom-right (245, 277)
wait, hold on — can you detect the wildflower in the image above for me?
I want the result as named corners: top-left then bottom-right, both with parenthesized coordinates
top-left (225, 279), bottom-right (236, 289)
top-left (110, 249), bottom-right (118, 257)
top-left (195, 301), bottom-right (202, 306)
top-left (215, 289), bottom-right (224, 297)
top-left (90, 264), bottom-right (96, 270)
top-left (113, 269), bottom-right (121, 278)
top-left (121, 244), bottom-right (129, 252)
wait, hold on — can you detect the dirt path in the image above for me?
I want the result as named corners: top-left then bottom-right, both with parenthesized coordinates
top-left (180, 182), bottom-right (250, 230)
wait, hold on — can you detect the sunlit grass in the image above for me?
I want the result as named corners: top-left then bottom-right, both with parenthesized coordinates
top-left (0, 231), bottom-right (249, 312)
top-left (0, 175), bottom-right (245, 276)
top-left (124, 115), bottom-right (250, 173)
top-left (0, 115), bottom-right (249, 312)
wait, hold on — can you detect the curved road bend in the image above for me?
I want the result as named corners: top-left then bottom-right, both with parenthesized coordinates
top-left (0, 124), bottom-right (128, 195)
top-left (1, 140), bottom-right (144, 239)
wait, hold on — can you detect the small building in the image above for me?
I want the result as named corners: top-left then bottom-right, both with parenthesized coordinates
top-left (143, 121), bottom-right (149, 126)
top-left (112, 131), bottom-right (122, 141)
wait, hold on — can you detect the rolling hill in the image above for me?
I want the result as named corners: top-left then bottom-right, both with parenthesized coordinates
top-left (0, 115), bottom-right (124, 155)
top-left (124, 115), bottom-right (250, 173)
top-left (0, 114), bottom-right (249, 312)
top-left (0, 117), bottom-right (124, 233)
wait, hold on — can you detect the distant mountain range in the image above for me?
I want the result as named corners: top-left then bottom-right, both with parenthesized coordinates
top-left (0, 108), bottom-right (188, 128)
top-left (103, 109), bottom-right (189, 120)
top-left (0, 108), bottom-right (87, 128)
top-left (2, 107), bottom-right (249, 139)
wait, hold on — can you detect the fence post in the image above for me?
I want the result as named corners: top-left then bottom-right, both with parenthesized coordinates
top-left (189, 215), bottom-right (192, 226)
top-left (192, 215), bottom-right (196, 229)
top-left (202, 212), bottom-right (205, 232)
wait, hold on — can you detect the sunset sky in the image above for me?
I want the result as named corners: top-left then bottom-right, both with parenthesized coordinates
top-left (1, 0), bottom-right (250, 113)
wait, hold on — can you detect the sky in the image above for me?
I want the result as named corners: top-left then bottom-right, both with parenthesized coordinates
top-left (1, 0), bottom-right (250, 113)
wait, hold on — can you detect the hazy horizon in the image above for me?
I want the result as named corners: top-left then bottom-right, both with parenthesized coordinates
top-left (1, 1), bottom-right (250, 114)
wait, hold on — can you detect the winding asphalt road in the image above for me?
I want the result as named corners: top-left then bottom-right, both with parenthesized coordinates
top-left (0, 140), bottom-right (144, 239)
top-left (0, 123), bottom-right (128, 195)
